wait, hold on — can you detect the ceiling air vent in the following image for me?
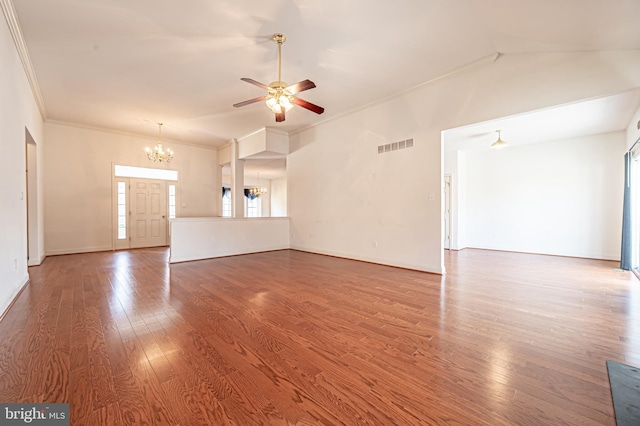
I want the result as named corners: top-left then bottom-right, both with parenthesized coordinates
top-left (377, 138), bottom-right (414, 154)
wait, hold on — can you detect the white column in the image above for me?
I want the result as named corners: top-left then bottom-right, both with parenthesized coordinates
top-left (230, 139), bottom-right (245, 218)
top-left (215, 165), bottom-right (223, 216)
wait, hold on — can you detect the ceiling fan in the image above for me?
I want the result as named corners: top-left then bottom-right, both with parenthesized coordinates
top-left (233, 33), bottom-right (324, 123)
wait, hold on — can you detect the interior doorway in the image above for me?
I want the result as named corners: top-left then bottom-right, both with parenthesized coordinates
top-left (443, 174), bottom-right (452, 250)
top-left (25, 129), bottom-right (40, 265)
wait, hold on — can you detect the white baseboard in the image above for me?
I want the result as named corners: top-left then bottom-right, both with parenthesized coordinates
top-left (45, 245), bottom-right (113, 256)
top-left (289, 244), bottom-right (444, 275)
top-left (462, 245), bottom-right (620, 261)
top-left (0, 272), bottom-right (29, 323)
top-left (28, 252), bottom-right (47, 266)
top-left (170, 244), bottom-right (290, 263)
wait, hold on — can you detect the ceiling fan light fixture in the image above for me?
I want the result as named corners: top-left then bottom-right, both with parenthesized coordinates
top-left (491, 130), bottom-right (508, 148)
top-left (266, 91), bottom-right (294, 113)
top-left (278, 94), bottom-right (294, 111)
top-left (266, 97), bottom-right (280, 113)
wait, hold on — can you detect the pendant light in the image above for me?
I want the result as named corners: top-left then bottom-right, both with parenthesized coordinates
top-left (491, 130), bottom-right (508, 148)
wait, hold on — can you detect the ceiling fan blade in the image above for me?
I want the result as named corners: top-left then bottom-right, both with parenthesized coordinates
top-left (275, 111), bottom-right (285, 122)
top-left (241, 77), bottom-right (270, 90)
top-left (233, 96), bottom-right (267, 108)
top-left (287, 79), bottom-right (316, 94)
top-left (292, 97), bottom-right (325, 115)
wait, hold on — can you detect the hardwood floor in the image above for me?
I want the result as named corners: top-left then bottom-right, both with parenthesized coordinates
top-left (0, 248), bottom-right (637, 425)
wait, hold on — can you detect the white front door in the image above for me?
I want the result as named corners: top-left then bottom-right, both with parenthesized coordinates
top-left (130, 178), bottom-right (167, 248)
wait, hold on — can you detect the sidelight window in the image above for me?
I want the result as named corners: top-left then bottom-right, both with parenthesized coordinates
top-left (117, 181), bottom-right (127, 239)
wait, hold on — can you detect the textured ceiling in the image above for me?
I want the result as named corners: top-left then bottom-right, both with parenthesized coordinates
top-left (10, 0), bottom-right (640, 150)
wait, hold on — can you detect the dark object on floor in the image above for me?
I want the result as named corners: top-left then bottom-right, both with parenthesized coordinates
top-left (607, 360), bottom-right (640, 425)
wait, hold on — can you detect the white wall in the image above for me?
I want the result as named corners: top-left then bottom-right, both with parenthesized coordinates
top-left (289, 118), bottom-right (443, 273)
top-left (271, 177), bottom-right (287, 217)
top-left (288, 51), bottom-right (640, 274)
top-left (44, 122), bottom-right (218, 255)
top-left (170, 217), bottom-right (290, 263)
top-left (0, 9), bottom-right (44, 316)
top-left (462, 132), bottom-right (624, 259)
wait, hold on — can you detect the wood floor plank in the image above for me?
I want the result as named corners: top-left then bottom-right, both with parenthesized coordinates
top-left (67, 367), bottom-right (92, 424)
top-left (112, 366), bottom-right (156, 425)
top-left (87, 402), bottom-right (124, 426)
top-left (0, 247), bottom-right (636, 424)
top-left (161, 376), bottom-right (228, 426)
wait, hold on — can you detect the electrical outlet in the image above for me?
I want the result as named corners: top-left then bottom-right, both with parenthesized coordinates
top-left (372, 241), bottom-right (378, 248)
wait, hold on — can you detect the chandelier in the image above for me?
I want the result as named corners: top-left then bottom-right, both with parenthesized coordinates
top-left (247, 172), bottom-right (268, 197)
top-left (247, 187), bottom-right (265, 197)
top-left (145, 123), bottom-right (174, 163)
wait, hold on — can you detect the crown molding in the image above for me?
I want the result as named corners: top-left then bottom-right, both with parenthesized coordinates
top-left (0, 0), bottom-right (47, 119)
top-left (236, 126), bottom-right (290, 142)
top-left (45, 118), bottom-right (219, 150)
